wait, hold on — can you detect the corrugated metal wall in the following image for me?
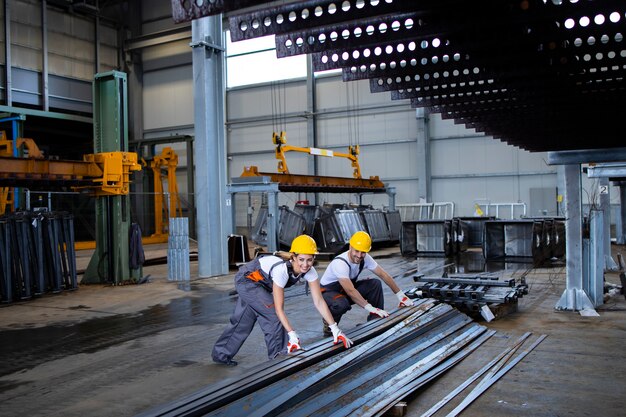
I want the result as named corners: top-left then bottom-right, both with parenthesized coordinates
top-left (0, 0), bottom-right (118, 111)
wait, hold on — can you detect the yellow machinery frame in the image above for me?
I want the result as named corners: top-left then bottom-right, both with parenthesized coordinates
top-left (146, 147), bottom-right (182, 243)
top-left (0, 133), bottom-right (56, 214)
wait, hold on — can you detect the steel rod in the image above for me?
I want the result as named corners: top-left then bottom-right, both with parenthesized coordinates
top-left (420, 332), bottom-right (532, 417)
top-left (445, 334), bottom-right (548, 417)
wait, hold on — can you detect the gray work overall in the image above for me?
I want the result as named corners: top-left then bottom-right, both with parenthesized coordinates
top-left (320, 257), bottom-right (384, 323)
top-left (211, 257), bottom-right (299, 363)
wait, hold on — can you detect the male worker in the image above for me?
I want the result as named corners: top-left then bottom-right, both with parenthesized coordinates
top-left (320, 231), bottom-right (413, 334)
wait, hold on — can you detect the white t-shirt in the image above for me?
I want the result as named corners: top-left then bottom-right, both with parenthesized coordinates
top-left (258, 255), bottom-right (318, 288)
top-left (320, 251), bottom-right (378, 286)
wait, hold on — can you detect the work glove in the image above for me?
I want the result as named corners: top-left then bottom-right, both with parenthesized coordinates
top-left (364, 303), bottom-right (390, 318)
top-left (329, 323), bottom-right (353, 349)
top-left (287, 330), bottom-right (302, 353)
top-left (395, 290), bottom-right (414, 307)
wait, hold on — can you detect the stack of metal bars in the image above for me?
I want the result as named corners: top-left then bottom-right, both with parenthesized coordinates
top-left (141, 299), bottom-right (494, 417)
top-left (0, 211), bottom-right (77, 303)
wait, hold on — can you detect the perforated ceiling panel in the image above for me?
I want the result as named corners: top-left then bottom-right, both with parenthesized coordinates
top-left (172, 0), bottom-right (626, 152)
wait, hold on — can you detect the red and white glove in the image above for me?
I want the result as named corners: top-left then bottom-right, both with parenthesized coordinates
top-left (364, 303), bottom-right (390, 318)
top-left (287, 331), bottom-right (302, 353)
top-left (395, 290), bottom-right (414, 307)
top-left (329, 323), bottom-right (353, 348)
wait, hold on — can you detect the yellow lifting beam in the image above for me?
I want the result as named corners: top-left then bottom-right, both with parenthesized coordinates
top-left (272, 131), bottom-right (362, 179)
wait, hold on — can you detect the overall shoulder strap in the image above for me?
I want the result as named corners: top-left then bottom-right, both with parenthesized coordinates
top-left (336, 256), bottom-right (365, 281)
top-left (269, 259), bottom-right (301, 287)
top-left (268, 259), bottom-right (290, 278)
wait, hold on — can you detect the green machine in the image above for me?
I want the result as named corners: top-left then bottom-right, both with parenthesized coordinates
top-left (83, 71), bottom-right (143, 284)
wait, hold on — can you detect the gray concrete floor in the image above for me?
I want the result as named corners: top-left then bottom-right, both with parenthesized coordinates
top-left (1, 243), bottom-right (625, 416)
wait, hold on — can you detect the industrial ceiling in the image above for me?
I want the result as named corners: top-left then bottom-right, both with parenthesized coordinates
top-left (171, 0), bottom-right (626, 153)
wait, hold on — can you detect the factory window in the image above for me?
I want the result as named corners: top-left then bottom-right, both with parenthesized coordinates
top-left (226, 31), bottom-right (307, 87)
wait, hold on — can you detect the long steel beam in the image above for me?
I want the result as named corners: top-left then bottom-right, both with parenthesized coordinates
top-left (138, 301), bottom-right (434, 417)
top-left (239, 167), bottom-right (386, 193)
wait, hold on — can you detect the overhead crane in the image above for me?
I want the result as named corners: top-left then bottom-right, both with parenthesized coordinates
top-left (240, 131), bottom-right (386, 194)
top-left (230, 131), bottom-right (394, 252)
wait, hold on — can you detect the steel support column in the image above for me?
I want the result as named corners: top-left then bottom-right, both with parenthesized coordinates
top-left (4, 1), bottom-right (11, 106)
top-left (599, 177), bottom-right (617, 270)
top-left (126, 0), bottom-right (147, 235)
top-left (587, 210), bottom-right (605, 307)
top-left (556, 165), bottom-right (566, 217)
top-left (416, 107), bottom-right (431, 202)
top-left (619, 183), bottom-right (626, 245)
top-left (555, 164), bottom-right (594, 311)
top-left (386, 186), bottom-right (396, 211)
top-left (306, 54), bottom-right (318, 206)
top-left (41, 0), bottom-right (49, 111)
top-left (191, 17), bottom-right (229, 277)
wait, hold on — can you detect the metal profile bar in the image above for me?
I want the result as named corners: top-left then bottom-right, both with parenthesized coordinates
top-left (286, 313), bottom-right (475, 417)
top-left (415, 331), bottom-right (530, 417)
top-left (368, 329), bottom-right (495, 417)
top-left (323, 325), bottom-right (489, 417)
top-left (239, 168), bottom-right (386, 193)
top-left (221, 305), bottom-right (464, 417)
top-left (238, 306), bottom-right (458, 416)
top-left (446, 334), bottom-right (548, 417)
top-left (139, 303), bottom-right (432, 417)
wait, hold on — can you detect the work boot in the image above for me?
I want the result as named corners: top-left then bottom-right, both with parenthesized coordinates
top-left (322, 319), bottom-right (332, 336)
top-left (213, 358), bottom-right (238, 366)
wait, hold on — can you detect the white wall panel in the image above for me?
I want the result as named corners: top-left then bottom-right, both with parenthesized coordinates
top-left (432, 136), bottom-right (515, 176)
top-left (141, 39), bottom-right (192, 72)
top-left (143, 66), bottom-right (194, 130)
top-left (315, 141), bottom-right (417, 181)
top-left (229, 120), bottom-right (307, 154)
top-left (316, 75), bottom-right (390, 109)
top-left (432, 136), bottom-right (554, 176)
top-left (317, 108), bottom-right (415, 147)
top-left (432, 173), bottom-right (557, 217)
top-left (228, 81), bottom-right (307, 120)
top-left (429, 112), bottom-right (480, 138)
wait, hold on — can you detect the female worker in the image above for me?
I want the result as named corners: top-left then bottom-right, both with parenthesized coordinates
top-left (212, 234), bottom-right (352, 366)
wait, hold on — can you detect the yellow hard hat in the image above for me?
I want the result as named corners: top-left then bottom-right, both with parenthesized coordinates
top-left (289, 234), bottom-right (318, 255)
top-left (349, 231), bottom-right (372, 253)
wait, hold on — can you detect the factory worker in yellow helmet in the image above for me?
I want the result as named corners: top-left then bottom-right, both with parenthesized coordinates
top-left (212, 235), bottom-right (352, 366)
top-left (320, 231), bottom-right (414, 335)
